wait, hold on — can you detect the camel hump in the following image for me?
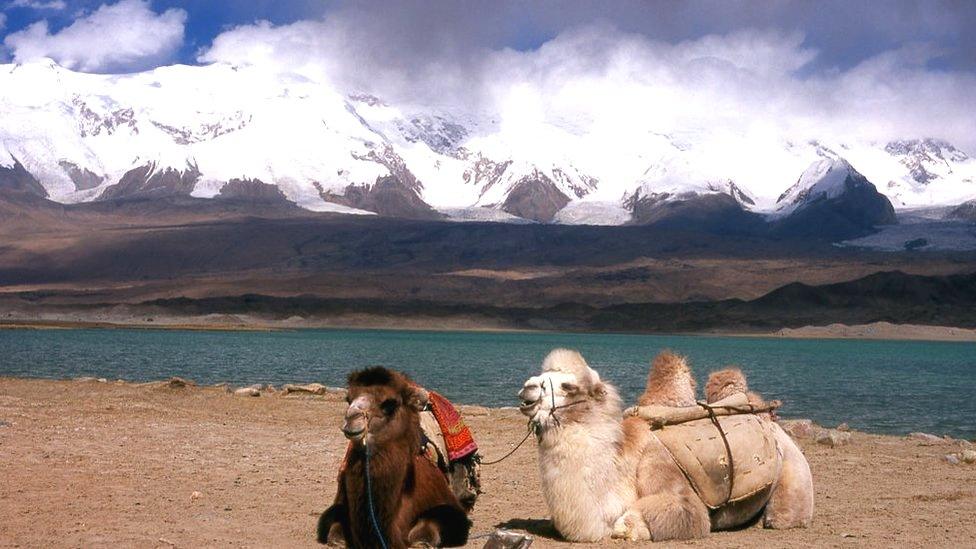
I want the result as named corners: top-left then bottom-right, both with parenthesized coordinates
top-left (651, 415), bottom-right (783, 509)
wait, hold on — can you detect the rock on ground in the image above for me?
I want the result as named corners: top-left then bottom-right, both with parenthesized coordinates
top-left (908, 432), bottom-right (949, 445)
top-left (780, 419), bottom-right (818, 439)
top-left (816, 429), bottom-right (852, 448)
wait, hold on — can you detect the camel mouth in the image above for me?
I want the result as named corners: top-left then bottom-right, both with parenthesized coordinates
top-left (519, 399), bottom-right (540, 415)
top-left (341, 427), bottom-right (365, 440)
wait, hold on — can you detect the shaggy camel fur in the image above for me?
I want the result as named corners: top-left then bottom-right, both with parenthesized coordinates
top-left (317, 367), bottom-right (471, 548)
top-left (519, 349), bottom-right (813, 542)
top-left (705, 366), bottom-right (777, 420)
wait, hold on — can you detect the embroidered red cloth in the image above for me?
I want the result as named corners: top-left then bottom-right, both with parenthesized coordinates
top-left (427, 389), bottom-right (478, 461)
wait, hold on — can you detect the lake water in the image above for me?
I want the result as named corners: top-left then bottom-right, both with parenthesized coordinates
top-left (2, 328), bottom-right (974, 438)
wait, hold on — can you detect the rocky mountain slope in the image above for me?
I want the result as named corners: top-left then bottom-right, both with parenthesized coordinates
top-left (1, 58), bottom-right (973, 233)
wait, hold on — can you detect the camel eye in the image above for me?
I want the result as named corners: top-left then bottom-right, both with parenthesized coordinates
top-left (380, 398), bottom-right (399, 416)
top-left (561, 382), bottom-right (580, 394)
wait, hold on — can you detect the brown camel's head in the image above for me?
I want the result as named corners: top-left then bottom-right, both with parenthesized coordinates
top-left (342, 367), bottom-right (428, 447)
top-left (518, 348), bottom-right (620, 430)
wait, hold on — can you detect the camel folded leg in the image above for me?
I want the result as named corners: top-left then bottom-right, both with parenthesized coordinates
top-left (763, 424), bottom-right (814, 529)
top-left (613, 432), bottom-right (711, 541)
top-left (407, 504), bottom-right (471, 547)
top-left (631, 492), bottom-right (710, 541)
top-left (316, 503), bottom-right (347, 545)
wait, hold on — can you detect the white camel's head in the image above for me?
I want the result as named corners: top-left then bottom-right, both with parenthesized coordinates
top-left (518, 348), bottom-right (620, 430)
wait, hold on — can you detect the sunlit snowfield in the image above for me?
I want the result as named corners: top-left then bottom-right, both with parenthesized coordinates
top-left (2, 328), bottom-right (974, 438)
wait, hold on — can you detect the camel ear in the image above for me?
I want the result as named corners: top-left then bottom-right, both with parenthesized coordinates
top-left (405, 385), bottom-right (429, 411)
top-left (590, 382), bottom-right (608, 401)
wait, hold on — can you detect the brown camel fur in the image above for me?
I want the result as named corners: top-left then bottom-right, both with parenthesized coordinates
top-left (520, 349), bottom-right (813, 542)
top-left (317, 367), bottom-right (471, 548)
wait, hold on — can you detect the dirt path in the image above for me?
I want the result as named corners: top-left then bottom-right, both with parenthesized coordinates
top-left (1, 378), bottom-right (974, 548)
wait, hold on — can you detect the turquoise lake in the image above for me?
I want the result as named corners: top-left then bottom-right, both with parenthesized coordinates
top-left (2, 328), bottom-right (974, 438)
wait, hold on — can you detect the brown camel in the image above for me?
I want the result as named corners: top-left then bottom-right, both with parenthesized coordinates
top-left (317, 367), bottom-right (471, 548)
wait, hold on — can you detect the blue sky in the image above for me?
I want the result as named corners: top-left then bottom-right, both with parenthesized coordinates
top-left (2, 0), bottom-right (975, 73)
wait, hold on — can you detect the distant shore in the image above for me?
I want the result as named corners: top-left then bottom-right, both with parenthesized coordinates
top-left (3, 315), bottom-right (976, 342)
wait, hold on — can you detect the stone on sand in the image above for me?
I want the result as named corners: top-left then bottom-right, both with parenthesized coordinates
top-left (779, 419), bottom-right (817, 439)
top-left (167, 377), bottom-right (195, 389)
top-left (963, 450), bottom-right (976, 464)
top-left (281, 383), bottom-right (328, 396)
top-left (816, 429), bottom-right (852, 448)
top-left (908, 432), bottom-right (948, 445)
top-left (234, 387), bottom-right (260, 397)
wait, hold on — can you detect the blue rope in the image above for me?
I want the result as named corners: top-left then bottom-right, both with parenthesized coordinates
top-left (364, 443), bottom-right (389, 549)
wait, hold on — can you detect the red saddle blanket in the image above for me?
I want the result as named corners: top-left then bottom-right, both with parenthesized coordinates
top-left (426, 389), bottom-right (478, 462)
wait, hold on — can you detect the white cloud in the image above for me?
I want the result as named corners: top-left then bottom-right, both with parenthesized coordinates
top-left (0, 13), bottom-right (7, 31)
top-left (198, 19), bottom-right (976, 155)
top-left (3, 0), bottom-right (186, 72)
top-left (7, 0), bottom-right (68, 9)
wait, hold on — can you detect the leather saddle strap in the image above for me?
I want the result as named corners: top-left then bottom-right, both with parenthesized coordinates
top-left (699, 402), bottom-right (735, 506)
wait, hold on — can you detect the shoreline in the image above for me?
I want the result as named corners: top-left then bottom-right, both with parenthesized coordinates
top-left (4, 316), bottom-right (976, 342)
top-left (1, 375), bottom-right (972, 441)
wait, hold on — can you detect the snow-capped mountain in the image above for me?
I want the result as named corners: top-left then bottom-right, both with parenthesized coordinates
top-left (772, 158), bottom-right (896, 238)
top-left (1, 58), bottom-right (974, 226)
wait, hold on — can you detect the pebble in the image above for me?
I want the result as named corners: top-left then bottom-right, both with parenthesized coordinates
top-left (190, 491), bottom-right (202, 501)
top-left (815, 429), bottom-right (852, 448)
top-left (963, 450), bottom-right (976, 464)
top-left (234, 387), bottom-right (260, 397)
top-left (779, 419), bottom-right (817, 439)
top-left (945, 454), bottom-right (961, 465)
top-left (167, 377), bottom-right (194, 389)
top-left (281, 383), bottom-right (328, 396)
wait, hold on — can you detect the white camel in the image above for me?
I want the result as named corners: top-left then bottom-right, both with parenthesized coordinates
top-left (518, 348), bottom-right (814, 542)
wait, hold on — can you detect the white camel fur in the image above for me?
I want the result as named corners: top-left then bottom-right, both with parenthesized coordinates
top-left (518, 349), bottom-right (814, 542)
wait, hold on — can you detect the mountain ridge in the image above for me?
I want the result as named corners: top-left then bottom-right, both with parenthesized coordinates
top-left (1, 58), bottom-right (974, 231)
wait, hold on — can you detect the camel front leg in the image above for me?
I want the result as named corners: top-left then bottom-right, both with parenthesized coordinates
top-left (612, 492), bottom-right (710, 542)
top-left (407, 505), bottom-right (471, 548)
top-left (617, 432), bottom-right (711, 541)
top-left (316, 503), bottom-right (347, 546)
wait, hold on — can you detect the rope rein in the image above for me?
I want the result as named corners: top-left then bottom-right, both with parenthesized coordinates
top-left (479, 423), bottom-right (533, 465)
top-left (361, 415), bottom-right (389, 549)
top-left (481, 378), bottom-right (587, 466)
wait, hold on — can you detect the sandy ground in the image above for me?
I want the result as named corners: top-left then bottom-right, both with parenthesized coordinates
top-left (1, 378), bottom-right (975, 548)
top-left (769, 322), bottom-right (976, 342)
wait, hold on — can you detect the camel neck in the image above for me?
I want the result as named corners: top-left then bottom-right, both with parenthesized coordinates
top-left (536, 417), bottom-right (631, 541)
top-left (344, 431), bottom-right (418, 547)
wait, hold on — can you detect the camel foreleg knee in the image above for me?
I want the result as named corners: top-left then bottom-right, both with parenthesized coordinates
top-left (409, 505), bottom-right (471, 547)
top-left (634, 493), bottom-right (710, 541)
top-left (316, 504), bottom-right (347, 546)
